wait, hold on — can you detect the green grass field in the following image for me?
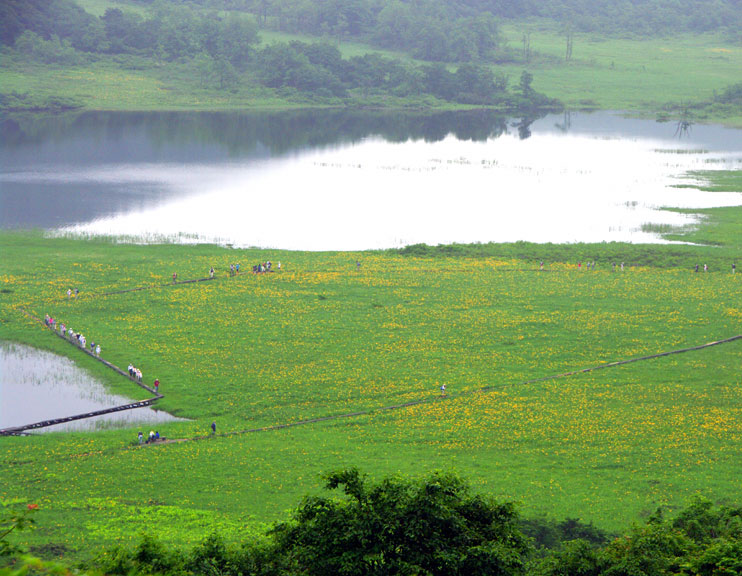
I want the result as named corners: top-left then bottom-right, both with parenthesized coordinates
top-left (499, 25), bottom-right (742, 122)
top-left (1, 167), bottom-right (740, 560)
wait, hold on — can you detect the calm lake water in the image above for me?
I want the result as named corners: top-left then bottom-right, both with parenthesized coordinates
top-left (0, 341), bottom-right (181, 433)
top-left (1, 110), bottom-right (741, 249)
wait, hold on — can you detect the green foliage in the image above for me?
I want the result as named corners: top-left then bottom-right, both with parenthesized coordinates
top-left (271, 468), bottom-right (531, 576)
top-left (0, 502), bottom-right (37, 558)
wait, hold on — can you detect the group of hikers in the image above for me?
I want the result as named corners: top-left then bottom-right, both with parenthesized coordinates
top-left (127, 363), bottom-right (144, 382)
top-left (45, 314), bottom-right (101, 357)
top-left (138, 430), bottom-right (161, 444)
top-left (191, 261), bottom-right (284, 281)
top-left (253, 260), bottom-right (279, 274)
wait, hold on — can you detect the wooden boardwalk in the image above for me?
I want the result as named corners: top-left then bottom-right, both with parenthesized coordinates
top-left (0, 398), bottom-right (159, 435)
top-left (1, 309), bottom-right (163, 435)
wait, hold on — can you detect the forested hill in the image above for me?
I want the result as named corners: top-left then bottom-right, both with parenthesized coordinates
top-left (2, 0), bottom-right (740, 113)
top-left (3, 0), bottom-right (742, 54)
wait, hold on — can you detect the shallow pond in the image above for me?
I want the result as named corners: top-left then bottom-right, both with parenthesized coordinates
top-left (1, 110), bottom-right (740, 249)
top-left (0, 341), bottom-right (182, 433)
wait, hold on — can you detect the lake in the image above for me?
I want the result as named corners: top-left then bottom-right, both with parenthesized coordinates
top-left (1, 110), bottom-right (740, 250)
top-left (0, 341), bottom-right (182, 433)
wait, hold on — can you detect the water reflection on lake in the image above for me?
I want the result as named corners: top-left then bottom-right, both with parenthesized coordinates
top-left (0, 341), bottom-right (182, 433)
top-left (1, 110), bottom-right (740, 249)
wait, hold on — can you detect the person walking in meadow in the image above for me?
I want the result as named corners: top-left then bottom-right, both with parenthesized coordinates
top-left (704, 263), bottom-right (708, 272)
top-left (440, 384), bottom-right (446, 396)
top-left (154, 378), bottom-right (159, 394)
top-left (209, 267), bottom-right (214, 278)
top-left (620, 262), bottom-right (624, 271)
top-left (540, 261), bottom-right (544, 271)
top-left (95, 344), bottom-right (101, 357)
top-left (67, 288), bottom-right (72, 299)
top-left (695, 264), bottom-right (699, 273)
top-left (74, 288), bottom-right (79, 298)
top-left (173, 272), bottom-right (177, 283)
top-left (138, 432), bottom-right (143, 445)
top-left (211, 422), bottom-right (216, 435)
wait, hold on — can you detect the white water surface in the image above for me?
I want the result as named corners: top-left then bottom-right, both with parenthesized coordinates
top-left (3, 112), bottom-right (739, 250)
top-left (66, 133), bottom-right (741, 250)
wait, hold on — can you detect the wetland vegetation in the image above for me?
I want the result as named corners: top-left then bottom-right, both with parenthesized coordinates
top-left (1, 170), bottom-right (740, 565)
top-left (1, 0), bottom-right (742, 572)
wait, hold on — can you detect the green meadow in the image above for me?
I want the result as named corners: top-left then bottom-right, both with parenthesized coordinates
top-left (1, 168), bottom-right (741, 559)
top-left (499, 25), bottom-right (742, 121)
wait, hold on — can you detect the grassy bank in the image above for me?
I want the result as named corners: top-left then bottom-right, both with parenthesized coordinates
top-left (1, 180), bottom-right (740, 559)
top-left (499, 25), bottom-right (742, 125)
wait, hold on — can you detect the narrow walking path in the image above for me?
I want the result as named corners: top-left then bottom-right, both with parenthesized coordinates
top-left (215, 333), bottom-right (742, 441)
top-left (6, 331), bottom-right (738, 452)
top-left (0, 308), bottom-right (163, 435)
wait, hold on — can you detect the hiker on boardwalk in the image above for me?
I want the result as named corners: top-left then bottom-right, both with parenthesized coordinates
top-left (440, 384), bottom-right (446, 396)
top-left (209, 267), bottom-right (214, 278)
top-left (540, 261), bottom-right (544, 271)
top-left (95, 344), bottom-right (101, 357)
top-left (173, 272), bottom-right (177, 283)
top-left (154, 378), bottom-right (159, 394)
top-left (211, 422), bottom-right (216, 435)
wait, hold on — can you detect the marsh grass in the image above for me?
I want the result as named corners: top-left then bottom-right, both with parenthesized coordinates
top-left (1, 200), bottom-right (741, 559)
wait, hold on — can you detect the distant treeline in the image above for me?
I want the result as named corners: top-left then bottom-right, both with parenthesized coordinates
top-left (3, 0), bottom-right (741, 62)
top-left (0, 0), bottom-right (560, 109)
top-left (229, 0), bottom-right (742, 47)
